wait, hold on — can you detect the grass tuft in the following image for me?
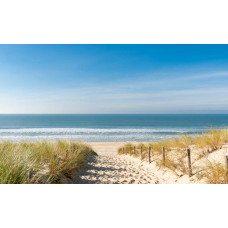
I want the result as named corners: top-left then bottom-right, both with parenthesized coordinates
top-left (203, 161), bottom-right (227, 184)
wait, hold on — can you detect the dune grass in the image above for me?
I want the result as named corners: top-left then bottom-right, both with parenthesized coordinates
top-left (194, 129), bottom-right (228, 152)
top-left (118, 128), bottom-right (228, 183)
top-left (0, 141), bottom-right (96, 184)
top-left (200, 161), bottom-right (227, 184)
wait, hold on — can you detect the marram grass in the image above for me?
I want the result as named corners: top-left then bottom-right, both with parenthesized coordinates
top-left (0, 141), bottom-right (96, 184)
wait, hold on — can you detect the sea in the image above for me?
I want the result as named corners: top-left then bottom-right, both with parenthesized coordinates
top-left (0, 114), bottom-right (228, 142)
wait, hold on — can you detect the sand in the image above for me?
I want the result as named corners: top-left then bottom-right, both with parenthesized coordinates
top-left (76, 142), bottom-right (204, 184)
top-left (193, 144), bottom-right (228, 169)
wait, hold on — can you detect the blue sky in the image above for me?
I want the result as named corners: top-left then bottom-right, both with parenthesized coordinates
top-left (0, 44), bottom-right (228, 114)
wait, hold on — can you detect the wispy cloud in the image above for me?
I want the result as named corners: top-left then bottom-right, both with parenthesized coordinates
top-left (1, 70), bottom-right (228, 114)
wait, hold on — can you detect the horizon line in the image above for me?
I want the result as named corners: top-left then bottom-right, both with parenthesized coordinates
top-left (1, 113), bottom-right (228, 115)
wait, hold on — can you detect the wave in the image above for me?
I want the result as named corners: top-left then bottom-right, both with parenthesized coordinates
top-left (0, 127), bottom-right (206, 142)
top-left (0, 134), bottom-right (198, 142)
top-left (0, 127), bottom-right (206, 134)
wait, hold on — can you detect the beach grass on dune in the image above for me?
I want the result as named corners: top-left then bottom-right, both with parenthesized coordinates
top-left (118, 128), bottom-right (228, 183)
top-left (0, 141), bottom-right (96, 184)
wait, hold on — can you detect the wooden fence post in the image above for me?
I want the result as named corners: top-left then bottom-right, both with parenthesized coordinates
top-left (225, 155), bottom-right (228, 184)
top-left (66, 149), bottom-right (69, 158)
top-left (28, 168), bottom-right (33, 180)
top-left (140, 146), bottom-right (143, 160)
top-left (123, 147), bottom-right (125, 153)
top-left (133, 146), bottom-right (135, 154)
top-left (162, 146), bottom-right (165, 165)
top-left (148, 146), bottom-right (151, 163)
top-left (187, 148), bottom-right (192, 177)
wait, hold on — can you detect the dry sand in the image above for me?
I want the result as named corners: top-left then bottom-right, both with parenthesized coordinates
top-left (76, 142), bottom-right (205, 184)
top-left (193, 144), bottom-right (228, 169)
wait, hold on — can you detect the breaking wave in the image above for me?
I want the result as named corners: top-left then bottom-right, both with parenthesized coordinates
top-left (0, 127), bottom-right (206, 142)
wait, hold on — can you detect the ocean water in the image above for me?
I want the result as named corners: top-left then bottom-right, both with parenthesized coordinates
top-left (0, 114), bottom-right (228, 142)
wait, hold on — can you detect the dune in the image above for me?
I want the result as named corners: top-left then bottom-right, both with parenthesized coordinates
top-left (76, 142), bottom-right (205, 184)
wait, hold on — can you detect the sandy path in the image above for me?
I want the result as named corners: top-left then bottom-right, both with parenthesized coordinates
top-left (76, 154), bottom-right (161, 184)
top-left (76, 142), bottom-right (198, 184)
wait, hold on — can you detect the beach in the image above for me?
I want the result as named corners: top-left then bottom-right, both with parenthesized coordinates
top-left (0, 131), bottom-right (227, 184)
top-left (0, 115), bottom-right (228, 184)
top-left (76, 142), bottom-right (201, 184)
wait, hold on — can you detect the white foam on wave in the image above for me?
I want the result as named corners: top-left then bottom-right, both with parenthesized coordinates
top-left (0, 127), bottom-right (205, 142)
top-left (0, 127), bottom-right (205, 134)
top-left (0, 134), bottom-right (180, 142)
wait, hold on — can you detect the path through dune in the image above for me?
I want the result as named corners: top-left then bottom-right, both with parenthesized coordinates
top-left (76, 143), bottom-right (198, 184)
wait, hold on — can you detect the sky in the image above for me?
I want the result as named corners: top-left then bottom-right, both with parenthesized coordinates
top-left (0, 44), bottom-right (228, 114)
